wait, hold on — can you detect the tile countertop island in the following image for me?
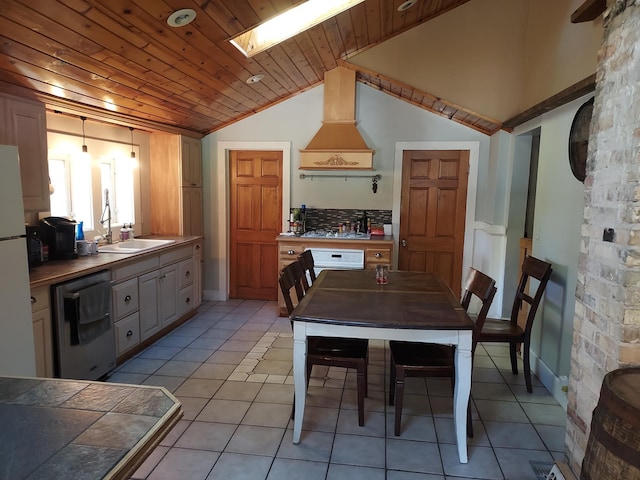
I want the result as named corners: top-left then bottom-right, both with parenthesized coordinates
top-left (0, 376), bottom-right (182, 480)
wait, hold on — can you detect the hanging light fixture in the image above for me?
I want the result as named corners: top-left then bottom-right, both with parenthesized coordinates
top-left (80, 116), bottom-right (88, 153)
top-left (129, 127), bottom-right (136, 159)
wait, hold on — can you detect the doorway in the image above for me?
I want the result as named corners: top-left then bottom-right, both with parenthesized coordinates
top-left (215, 141), bottom-right (291, 301)
top-left (229, 150), bottom-right (282, 300)
top-left (398, 149), bottom-right (469, 292)
top-left (393, 141), bottom-right (479, 296)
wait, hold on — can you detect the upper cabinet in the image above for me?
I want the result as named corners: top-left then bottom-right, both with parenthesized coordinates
top-left (150, 134), bottom-right (203, 236)
top-left (181, 136), bottom-right (202, 187)
top-left (0, 94), bottom-right (50, 212)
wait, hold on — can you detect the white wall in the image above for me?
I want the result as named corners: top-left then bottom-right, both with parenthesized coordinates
top-left (202, 82), bottom-right (493, 300)
top-left (509, 94), bottom-right (591, 405)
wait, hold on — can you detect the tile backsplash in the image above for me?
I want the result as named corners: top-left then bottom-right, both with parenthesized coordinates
top-left (291, 208), bottom-right (392, 231)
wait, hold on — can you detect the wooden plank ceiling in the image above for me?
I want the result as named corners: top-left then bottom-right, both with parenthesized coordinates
top-left (0, 0), bottom-right (501, 135)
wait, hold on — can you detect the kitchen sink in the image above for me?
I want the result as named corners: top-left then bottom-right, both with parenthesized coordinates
top-left (98, 238), bottom-right (176, 254)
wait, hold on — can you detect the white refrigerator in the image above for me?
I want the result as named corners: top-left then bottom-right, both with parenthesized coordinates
top-left (0, 145), bottom-right (37, 376)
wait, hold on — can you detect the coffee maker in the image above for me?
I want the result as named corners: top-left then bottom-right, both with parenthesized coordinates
top-left (39, 217), bottom-right (78, 260)
top-left (25, 225), bottom-right (43, 268)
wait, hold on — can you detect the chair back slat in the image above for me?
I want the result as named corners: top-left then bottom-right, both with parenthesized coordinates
top-left (461, 268), bottom-right (497, 349)
top-left (279, 262), bottom-right (306, 315)
top-left (510, 255), bottom-right (553, 335)
top-left (298, 250), bottom-right (316, 290)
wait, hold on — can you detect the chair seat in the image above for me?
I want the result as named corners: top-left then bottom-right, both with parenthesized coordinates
top-left (480, 318), bottom-right (525, 342)
top-left (389, 341), bottom-right (454, 370)
top-left (309, 337), bottom-right (369, 360)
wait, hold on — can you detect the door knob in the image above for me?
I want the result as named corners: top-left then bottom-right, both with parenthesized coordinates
top-left (401, 239), bottom-right (407, 247)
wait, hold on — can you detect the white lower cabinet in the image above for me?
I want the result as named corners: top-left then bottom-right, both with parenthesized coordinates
top-left (110, 241), bottom-right (199, 359)
top-left (115, 312), bottom-right (140, 356)
top-left (139, 270), bottom-right (161, 341)
top-left (193, 241), bottom-right (203, 308)
top-left (31, 287), bottom-right (53, 377)
top-left (159, 263), bottom-right (179, 328)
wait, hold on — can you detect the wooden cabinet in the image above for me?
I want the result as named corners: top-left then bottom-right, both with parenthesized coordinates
top-left (150, 134), bottom-right (203, 236)
top-left (0, 94), bottom-right (50, 212)
top-left (31, 287), bottom-right (53, 377)
top-left (365, 246), bottom-right (392, 270)
top-left (181, 136), bottom-right (202, 187)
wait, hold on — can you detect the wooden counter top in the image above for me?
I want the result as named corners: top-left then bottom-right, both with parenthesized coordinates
top-left (29, 236), bottom-right (202, 289)
top-left (0, 376), bottom-right (182, 480)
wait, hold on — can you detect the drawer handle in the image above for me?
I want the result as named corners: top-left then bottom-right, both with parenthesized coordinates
top-left (186, 297), bottom-right (191, 304)
top-left (126, 330), bottom-right (133, 337)
top-left (288, 249), bottom-right (295, 255)
top-left (375, 253), bottom-right (382, 258)
top-left (186, 270), bottom-right (191, 278)
top-left (125, 295), bottom-right (132, 304)
top-left (195, 244), bottom-right (200, 250)
top-left (31, 296), bottom-right (36, 305)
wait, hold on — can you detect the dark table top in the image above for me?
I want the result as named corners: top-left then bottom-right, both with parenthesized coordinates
top-left (291, 270), bottom-right (474, 330)
top-left (0, 376), bottom-right (182, 480)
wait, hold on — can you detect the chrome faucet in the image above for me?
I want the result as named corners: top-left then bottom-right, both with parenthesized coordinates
top-left (99, 188), bottom-right (113, 244)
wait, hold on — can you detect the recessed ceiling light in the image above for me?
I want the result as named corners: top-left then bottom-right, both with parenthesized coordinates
top-left (397, 0), bottom-right (418, 12)
top-left (167, 8), bottom-right (196, 27)
top-left (246, 74), bottom-right (264, 84)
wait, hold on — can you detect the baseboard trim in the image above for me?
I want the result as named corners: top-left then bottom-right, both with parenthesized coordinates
top-left (531, 350), bottom-right (568, 409)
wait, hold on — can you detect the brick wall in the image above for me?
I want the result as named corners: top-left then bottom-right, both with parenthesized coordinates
top-left (566, 2), bottom-right (640, 475)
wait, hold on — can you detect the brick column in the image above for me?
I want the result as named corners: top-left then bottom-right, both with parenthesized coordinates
top-left (566, 1), bottom-right (640, 475)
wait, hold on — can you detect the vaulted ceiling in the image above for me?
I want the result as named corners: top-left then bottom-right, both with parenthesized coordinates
top-left (0, 0), bottom-right (502, 135)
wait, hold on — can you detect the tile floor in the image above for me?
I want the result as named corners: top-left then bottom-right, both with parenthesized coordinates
top-left (106, 299), bottom-right (568, 480)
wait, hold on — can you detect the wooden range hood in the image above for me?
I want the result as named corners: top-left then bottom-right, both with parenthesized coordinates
top-left (299, 66), bottom-right (374, 170)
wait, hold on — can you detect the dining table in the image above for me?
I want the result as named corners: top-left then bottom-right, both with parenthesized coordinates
top-left (290, 269), bottom-right (475, 463)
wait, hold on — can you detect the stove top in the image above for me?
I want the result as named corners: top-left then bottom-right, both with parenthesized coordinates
top-left (301, 230), bottom-right (371, 240)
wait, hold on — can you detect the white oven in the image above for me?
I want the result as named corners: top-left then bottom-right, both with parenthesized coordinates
top-left (307, 247), bottom-right (365, 277)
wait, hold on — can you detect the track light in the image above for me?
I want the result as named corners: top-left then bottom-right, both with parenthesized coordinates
top-left (129, 127), bottom-right (135, 159)
top-left (80, 116), bottom-right (88, 153)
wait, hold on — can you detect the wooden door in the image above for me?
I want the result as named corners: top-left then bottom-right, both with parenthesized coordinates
top-left (398, 150), bottom-right (469, 292)
top-left (229, 150), bottom-right (282, 300)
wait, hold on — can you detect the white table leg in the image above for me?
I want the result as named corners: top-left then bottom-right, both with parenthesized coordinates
top-left (292, 322), bottom-right (307, 444)
top-left (453, 331), bottom-right (472, 463)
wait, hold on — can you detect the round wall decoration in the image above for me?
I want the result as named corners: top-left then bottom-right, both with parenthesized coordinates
top-left (568, 97), bottom-right (594, 182)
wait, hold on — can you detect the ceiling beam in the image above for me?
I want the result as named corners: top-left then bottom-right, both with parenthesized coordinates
top-left (502, 74), bottom-right (596, 130)
top-left (571, 0), bottom-right (606, 23)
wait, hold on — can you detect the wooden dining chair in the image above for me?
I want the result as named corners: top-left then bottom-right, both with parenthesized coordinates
top-left (388, 268), bottom-right (497, 437)
top-left (477, 255), bottom-right (552, 393)
top-left (279, 261), bottom-right (369, 426)
top-left (297, 249), bottom-right (317, 291)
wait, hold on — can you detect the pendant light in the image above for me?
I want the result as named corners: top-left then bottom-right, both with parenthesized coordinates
top-left (129, 127), bottom-right (136, 159)
top-left (80, 116), bottom-right (88, 153)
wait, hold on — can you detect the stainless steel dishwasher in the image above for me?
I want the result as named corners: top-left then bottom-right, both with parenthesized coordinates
top-left (52, 269), bottom-right (116, 380)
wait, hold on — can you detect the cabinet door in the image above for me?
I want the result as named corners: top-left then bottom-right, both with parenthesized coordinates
top-left (182, 187), bottom-right (203, 236)
top-left (181, 137), bottom-right (202, 187)
top-left (112, 277), bottom-right (139, 319)
top-left (32, 307), bottom-right (53, 377)
top-left (159, 263), bottom-right (179, 327)
top-left (193, 247), bottom-right (202, 309)
top-left (178, 257), bottom-right (194, 289)
top-left (115, 312), bottom-right (140, 356)
top-left (178, 285), bottom-right (194, 316)
top-left (5, 98), bottom-right (50, 212)
top-left (139, 270), bottom-right (161, 341)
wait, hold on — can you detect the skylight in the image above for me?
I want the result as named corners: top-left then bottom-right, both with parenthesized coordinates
top-left (230, 0), bottom-right (365, 57)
